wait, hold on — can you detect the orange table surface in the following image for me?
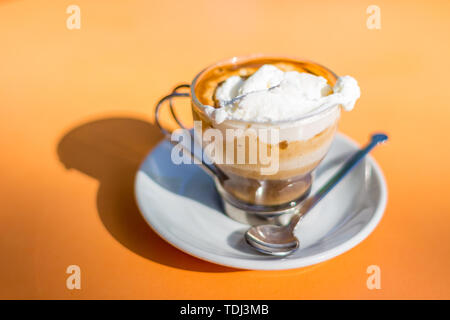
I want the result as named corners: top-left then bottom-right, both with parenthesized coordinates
top-left (1, 0), bottom-right (449, 299)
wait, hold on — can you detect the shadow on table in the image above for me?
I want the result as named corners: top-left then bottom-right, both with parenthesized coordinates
top-left (57, 116), bottom-right (235, 273)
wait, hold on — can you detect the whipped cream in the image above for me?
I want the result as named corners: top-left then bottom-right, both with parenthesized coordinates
top-left (203, 64), bottom-right (360, 124)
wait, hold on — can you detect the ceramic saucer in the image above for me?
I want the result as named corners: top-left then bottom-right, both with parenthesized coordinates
top-left (134, 133), bottom-right (387, 270)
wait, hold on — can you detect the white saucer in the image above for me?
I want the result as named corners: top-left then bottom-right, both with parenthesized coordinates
top-left (134, 133), bottom-right (387, 270)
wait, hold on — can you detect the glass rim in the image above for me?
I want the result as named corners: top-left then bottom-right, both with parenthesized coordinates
top-left (190, 54), bottom-right (340, 125)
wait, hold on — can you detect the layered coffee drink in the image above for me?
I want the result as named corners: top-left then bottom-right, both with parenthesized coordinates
top-left (190, 56), bottom-right (360, 207)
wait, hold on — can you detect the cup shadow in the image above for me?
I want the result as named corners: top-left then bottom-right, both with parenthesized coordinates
top-left (57, 116), bottom-right (235, 272)
top-left (139, 139), bottom-right (226, 213)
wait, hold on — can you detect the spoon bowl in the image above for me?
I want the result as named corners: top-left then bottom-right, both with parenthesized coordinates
top-left (245, 225), bottom-right (299, 256)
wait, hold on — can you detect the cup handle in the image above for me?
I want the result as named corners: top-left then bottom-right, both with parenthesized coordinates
top-left (154, 84), bottom-right (227, 180)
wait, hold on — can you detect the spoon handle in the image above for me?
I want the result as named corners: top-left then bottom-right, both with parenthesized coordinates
top-left (288, 133), bottom-right (388, 230)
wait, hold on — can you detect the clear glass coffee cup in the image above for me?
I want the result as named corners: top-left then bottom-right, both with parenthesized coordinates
top-left (155, 55), bottom-right (340, 225)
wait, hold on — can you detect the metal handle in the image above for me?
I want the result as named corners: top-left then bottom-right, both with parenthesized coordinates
top-left (154, 84), bottom-right (226, 180)
top-left (154, 84), bottom-right (190, 135)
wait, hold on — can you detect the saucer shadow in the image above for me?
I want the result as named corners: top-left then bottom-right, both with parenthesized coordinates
top-left (57, 117), bottom-right (234, 272)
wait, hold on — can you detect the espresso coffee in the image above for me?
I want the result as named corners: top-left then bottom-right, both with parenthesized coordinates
top-left (191, 56), bottom-right (359, 206)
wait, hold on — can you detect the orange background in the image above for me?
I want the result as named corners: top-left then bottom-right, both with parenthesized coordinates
top-left (1, 0), bottom-right (449, 299)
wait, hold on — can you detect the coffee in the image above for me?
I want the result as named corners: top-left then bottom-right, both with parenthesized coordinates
top-left (190, 56), bottom-right (359, 206)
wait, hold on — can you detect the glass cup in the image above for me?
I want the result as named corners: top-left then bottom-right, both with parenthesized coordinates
top-left (155, 55), bottom-right (340, 225)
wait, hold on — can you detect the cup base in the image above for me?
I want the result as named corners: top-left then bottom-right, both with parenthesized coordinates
top-left (215, 179), bottom-right (311, 226)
